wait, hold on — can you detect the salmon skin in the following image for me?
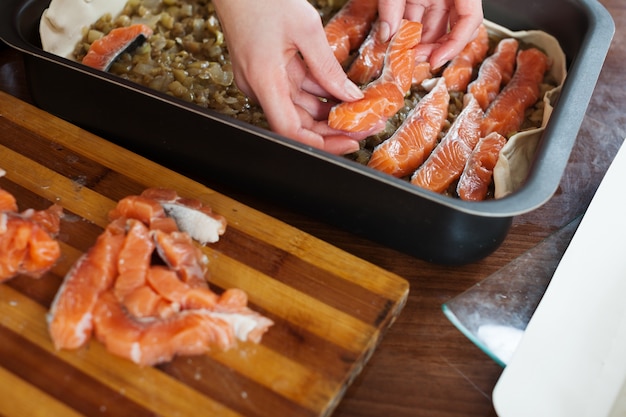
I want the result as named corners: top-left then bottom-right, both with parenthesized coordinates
top-left (481, 47), bottom-right (550, 137)
top-left (442, 24), bottom-right (489, 92)
top-left (457, 132), bottom-right (507, 201)
top-left (82, 24), bottom-right (154, 71)
top-left (367, 77), bottom-right (450, 177)
top-left (0, 185), bottom-right (62, 283)
top-left (324, 0), bottom-right (379, 65)
top-left (328, 19), bottom-right (422, 134)
top-left (468, 38), bottom-right (519, 110)
top-left (410, 94), bottom-right (484, 192)
top-left (48, 188), bottom-right (273, 366)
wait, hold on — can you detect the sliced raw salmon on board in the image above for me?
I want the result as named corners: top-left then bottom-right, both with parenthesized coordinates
top-left (367, 77), bottom-right (450, 177)
top-left (457, 132), bottom-right (507, 201)
top-left (47, 188), bottom-right (273, 366)
top-left (481, 47), bottom-right (550, 137)
top-left (48, 218), bottom-right (127, 350)
top-left (324, 0), bottom-right (378, 65)
top-left (329, 19), bottom-right (422, 134)
top-left (410, 94), bottom-right (484, 192)
top-left (82, 23), bottom-right (153, 71)
top-left (0, 184), bottom-right (62, 282)
top-left (468, 37), bottom-right (519, 110)
top-left (442, 24), bottom-right (489, 92)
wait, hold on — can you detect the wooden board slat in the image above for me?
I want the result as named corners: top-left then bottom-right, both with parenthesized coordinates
top-left (0, 90), bottom-right (409, 417)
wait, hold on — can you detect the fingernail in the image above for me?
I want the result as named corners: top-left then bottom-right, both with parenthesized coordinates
top-left (344, 79), bottom-right (364, 100)
top-left (415, 53), bottom-right (429, 63)
top-left (378, 21), bottom-right (391, 43)
top-left (432, 49), bottom-right (453, 70)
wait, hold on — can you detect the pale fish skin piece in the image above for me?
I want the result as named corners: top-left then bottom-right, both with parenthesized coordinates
top-left (39, 0), bottom-right (128, 58)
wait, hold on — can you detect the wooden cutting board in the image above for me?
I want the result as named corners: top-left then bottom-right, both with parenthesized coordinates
top-left (0, 90), bottom-right (409, 417)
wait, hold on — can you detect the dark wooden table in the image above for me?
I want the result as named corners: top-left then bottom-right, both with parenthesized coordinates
top-left (1, 0), bottom-right (624, 414)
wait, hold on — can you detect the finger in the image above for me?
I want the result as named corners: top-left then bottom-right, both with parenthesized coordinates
top-left (377, 0), bottom-right (406, 42)
top-left (296, 32), bottom-right (364, 104)
top-left (293, 107), bottom-right (362, 155)
top-left (429, 1), bottom-right (484, 68)
top-left (402, 3), bottom-right (426, 23)
top-left (429, 19), bottom-right (483, 69)
top-left (321, 135), bottom-right (361, 155)
top-left (419, 5), bottom-right (452, 45)
top-left (253, 70), bottom-right (325, 149)
top-left (293, 90), bottom-right (335, 120)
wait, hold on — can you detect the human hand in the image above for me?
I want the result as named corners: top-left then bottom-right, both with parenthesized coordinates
top-left (377, 0), bottom-right (484, 69)
top-left (212, 0), bottom-right (366, 155)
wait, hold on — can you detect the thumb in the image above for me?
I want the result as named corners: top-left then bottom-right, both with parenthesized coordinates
top-left (297, 33), bottom-right (364, 103)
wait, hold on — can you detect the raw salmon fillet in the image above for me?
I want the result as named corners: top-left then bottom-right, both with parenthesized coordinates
top-left (367, 77), bottom-right (450, 177)
top-left (412, 61), bottom-right (433, 86)
top-left (481, 47), bottom-right (549, 137)
top-left (442, 24), bottom-right (489, 92)
top-left (329, 19), bottom-right (422, 134)
top-left (468, 37), bottom-right (519, 110)
top-left (324, 0), bottom-right (378, 65)
top-left (0, 186), bottom-right (63, 283)
top-left (410, 94), bottom-right (484, 192)
top-left (48, 219), bottom-right (127, 350)
top-left (348, 22), bottom-right (433, 87)
top-left (347, 20), bottom-right (389, 84)
top-left (48, 188), bottom-right (273, 366)
top-left (457, 132), bottom-right (507, 201)
top-left (82, 24), bottom-right (153, 71)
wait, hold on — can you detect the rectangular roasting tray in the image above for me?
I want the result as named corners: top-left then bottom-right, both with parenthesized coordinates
top-left (0, 0), bottom-right (615, 265)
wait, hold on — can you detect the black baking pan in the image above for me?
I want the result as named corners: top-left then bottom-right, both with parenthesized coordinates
top-left (0, 0), bottom-right (615, 264)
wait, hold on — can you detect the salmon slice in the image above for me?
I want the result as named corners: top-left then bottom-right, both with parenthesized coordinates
top-left (324, 0), bottom-right (379, 65)
top-left (26, 204), bottom-right (63, 236)
top-left (93, 289), bottom-right (273, 366)
top-left (410, 95), bottom-right (484, 192)
top-left (153, 229), bottom-right (208, 289)
top-left (114, 219), bottom-right (154, 301)
top-left (82, 24), bottom-right (153, 71)
top-left (347, 20), bottom-right (389, 84)
top-left (442, 24), bottom-right (489, 92)
top-left (109, 195), bottom-right (165, 225)
top-left (412, 61), bottom-right (433, 86)
top-left (348, 21), bottom-right (432, 87)
top-left (48, 219), bottom-right (127, 350)
top-left (367, 77), bottom-right (450, 177)
top-left (329, 83), bottom-right (405, 134)
top-left (18, 224), bottom-right (62, 277)
top-left (468, 38), bottom-right (519, 110)
top-left (92, 291), bottom-right (235, 366)
top-left (481, 47), bottom-right (549, 137)
top-left (0, 214), bottom-right (61, 281)
top-left (120, 284), bottom-right (171, 319)
top-left (0, 190), bottom-right (63, 282)
top-left (457, 132), bottom-right (507, 201)
top-left (146, 265), bottom-right (218, 311)
top-left (329, 19), bottom-right (422, 133)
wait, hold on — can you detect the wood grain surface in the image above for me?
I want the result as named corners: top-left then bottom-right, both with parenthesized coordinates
top-left (0, 90), bottom-right (409, 417)
top-left (1, 1), bottom-right (624, 413)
